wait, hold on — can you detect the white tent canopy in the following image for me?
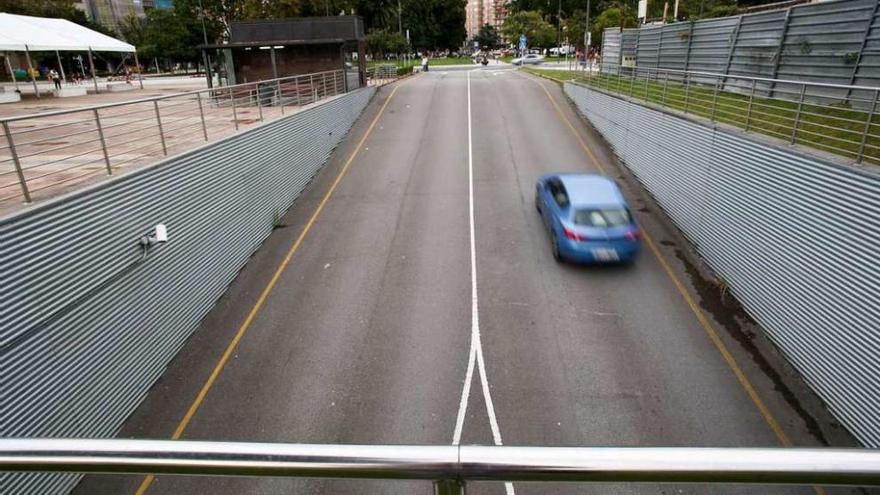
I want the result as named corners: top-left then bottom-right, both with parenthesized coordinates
top-left (0, 13), bottom-right (135, 52)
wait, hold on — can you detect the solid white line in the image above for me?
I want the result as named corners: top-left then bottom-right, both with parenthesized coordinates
top-left (452, 334), bottom-right (476, 445)
top-left (451, 70), bottom-right (515, 495)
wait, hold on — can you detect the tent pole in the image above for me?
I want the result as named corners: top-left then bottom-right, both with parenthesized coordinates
top-left (55, 50), bottom-right (66, 82)
top-left (24, 45), bottom-right (39, 99)
top-left (87, 47), bottom-right (99, 93)
top-left (4, 54), bottom-right (20, 92)
top-left (133, 49), bottom-right (144, 89)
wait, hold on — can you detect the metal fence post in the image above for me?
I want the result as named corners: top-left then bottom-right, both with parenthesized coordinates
top-left (628, 69), bottom-right (636, 98)
top-left (277, 80), bottom-right (285, 115)
top-left (644, 70), bottom-right (650, 100)
top-left (683, 73), bottom-right (691, 114)
top-left (722, 15), bottom-right (744, 82)
top-left (2, 121), bottom-right (31, 203)
top-left (196, 93), bottom-right (208, 141)
top-left (153, 101), bottom-right (167, 156)
top-left (857, 89), bottom-right (878, 163)
top-left (846, 0), bottom-right (880, 101)
top-left (791, 83), bottom-right (806, 144)
top-left (683, 22), bottom-right (695, 71)
top-left (710, 77), bottom-right (721, 122)
top-left (745, 79), bottom-right (757, 131)
top-left (433, 479), bottom-right (465, 495)
top-left (93, 109), bottom-right (113, 174)
top-left (231, 90), bottom-right (239, 131)
top-left (769, 8), bottom-right (793, 98)
top-left (257, 86), bottom-right (264, 122)
top-left (662, 71), bottom-right (669, 106)
top-left (310, 74), bottom-right (317, 103)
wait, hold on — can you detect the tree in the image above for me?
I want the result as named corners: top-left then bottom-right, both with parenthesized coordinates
top-left (366, 27), bottom-right (409, 58)
top-left (473, 23), bottom-right (501, 50)
top-left (401, 0), bottom-right (467, 50)
top-left (118, 13), bottom-right (148, 47)
top-left (590, 3), bottom-right (636, 48)
top-left (139, 8), bottom-right (204, 68)
top-left (502, 11), bottom-right (556, 49)
top-left (355, 0), bottom-right (399, 31)
top-left (563, 9), bottom-right (586, 49)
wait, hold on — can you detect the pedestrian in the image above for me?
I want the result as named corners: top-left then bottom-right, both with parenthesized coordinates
top-left (421, 56), bottom-right (429, 72)
top-left (50, 69), bottom-right (61, 89)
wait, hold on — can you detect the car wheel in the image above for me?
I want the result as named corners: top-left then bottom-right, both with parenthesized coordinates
top-left (551, 233), bottom-right (562, 262)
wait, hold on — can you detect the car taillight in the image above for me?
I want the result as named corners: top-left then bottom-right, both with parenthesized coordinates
top-left (625, 229), bottom-right (641, 241)
top-left (563, 227), bottom-right (589, 242)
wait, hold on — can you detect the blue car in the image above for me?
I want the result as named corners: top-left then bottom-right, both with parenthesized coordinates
top-left (535, 173), bottom-right (641, 264)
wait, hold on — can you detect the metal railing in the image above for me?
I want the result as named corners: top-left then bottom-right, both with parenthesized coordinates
top-left (3, 439), bottom-right (880, 493)
top-left (0, 70), bottom-right (347, 209)
top-left (572, 65), bottom-right (880, 165)
top-left (367, 64), bottom-right (411, 86)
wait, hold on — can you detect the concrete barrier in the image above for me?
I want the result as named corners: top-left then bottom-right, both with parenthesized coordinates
top-left (0, 86), bottom-right (21, 103)
top-left (53, 87), bottom-right (87, 98)
top-left (105, 82), bottom-right (135, 92)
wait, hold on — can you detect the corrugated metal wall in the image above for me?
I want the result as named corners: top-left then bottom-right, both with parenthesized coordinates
top-left (603, 0), bottom-right (880, 98)
top-left (0, 86), bottom-right (377, 494)
top-left (564, 81), bottom-right (880, 448)
top-left (601, 27), bottom-right (623, 74)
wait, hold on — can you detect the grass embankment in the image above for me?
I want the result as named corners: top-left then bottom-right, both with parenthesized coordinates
top-left (367, 60), bottom-right (417, 69)
top-left (368, 57), bottom-right (481, 70)
top-left (524, 68), bottom-right (879, 163)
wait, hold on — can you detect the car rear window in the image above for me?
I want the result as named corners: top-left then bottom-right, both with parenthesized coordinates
top-left (573, 208), bottom-right (631, 227)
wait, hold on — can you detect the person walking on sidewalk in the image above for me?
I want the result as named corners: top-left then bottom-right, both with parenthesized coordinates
top-left (50, 69), bottom-right (61, 90)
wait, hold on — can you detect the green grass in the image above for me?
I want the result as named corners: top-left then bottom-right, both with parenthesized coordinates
top-left (522, 68), bottom-right (574, 82)
top-left (426, 56), bottom-right (479, 66)
top-left (367, 60), bottom-right (417, 69)
top-left (525, 68), bottom-right (879, 164)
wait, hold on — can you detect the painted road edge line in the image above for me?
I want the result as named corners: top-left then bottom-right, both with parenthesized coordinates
top-left (133, 83), bottom-right (405, 495)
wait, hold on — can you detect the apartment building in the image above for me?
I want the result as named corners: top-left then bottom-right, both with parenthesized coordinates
top-left (466, 0), bottom-right (507, 41)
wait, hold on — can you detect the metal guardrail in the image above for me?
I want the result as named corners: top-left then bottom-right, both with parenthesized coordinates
top-left (572, 65), bottom-right (880, 165)
top-left (0, 70), bottom-right (347, 207)
top-left (3, 439), bottom-right (880, 493)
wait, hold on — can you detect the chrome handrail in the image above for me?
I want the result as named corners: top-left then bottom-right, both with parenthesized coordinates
top-left (2, 439), bottom-right (880, 492)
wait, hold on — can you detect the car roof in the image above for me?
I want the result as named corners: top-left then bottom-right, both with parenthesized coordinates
top-left (555, 174), bottom-right (626, 207)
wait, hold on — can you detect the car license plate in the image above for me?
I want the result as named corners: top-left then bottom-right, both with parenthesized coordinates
top-left (591, 248), bottom-right (619, 262)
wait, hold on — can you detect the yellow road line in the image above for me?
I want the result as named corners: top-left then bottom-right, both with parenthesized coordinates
top-left (525, 74), bottom-right (826, 494)
top-left (133, 82), bottom-right (404, 495)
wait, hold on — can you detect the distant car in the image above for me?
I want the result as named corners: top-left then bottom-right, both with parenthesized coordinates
top-left (512, 54), bottom-right (544, 66)
top-left (535, 174), bottom-right (641, 264)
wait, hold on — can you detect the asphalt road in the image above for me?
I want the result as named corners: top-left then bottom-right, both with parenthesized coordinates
top-left (74, 69), bottom-right (862, 495)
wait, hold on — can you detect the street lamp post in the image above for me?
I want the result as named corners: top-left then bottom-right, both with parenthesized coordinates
top-left (585, 0), bottom-right (591, 74)
top-left (197, 0), bottom-right (212, 88)
top-left (557, 0), bottom-right (563, 53)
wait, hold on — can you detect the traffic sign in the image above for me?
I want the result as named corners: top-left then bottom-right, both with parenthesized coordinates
top-left (518, 34), bottom-right (527, 51)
